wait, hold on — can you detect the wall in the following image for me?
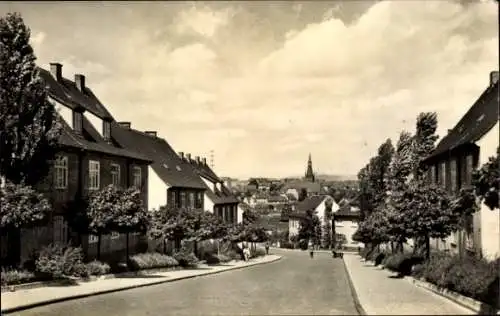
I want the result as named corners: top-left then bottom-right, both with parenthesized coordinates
top-left (204, 193), bottom-right (215, 213)
top-left (476, 121), bottom-right (500, 260)
top-left (334, 218), bottom-right (359, 248)
top-left (84, 111), bottom-right (104, 136)
top-left (289, 218), bottom-right (300, 237)
top-left (237, 204), bottom-right (244, 223)
top-left (148, 166), bottom-right (168, 211)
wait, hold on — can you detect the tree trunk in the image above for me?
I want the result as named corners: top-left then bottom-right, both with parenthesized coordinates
top-left (97, 234), bottom-right (102, 260)
top-left (397, 241), bottom-right (403, 253)
top-left (163, 239), bottom-right (167, 254)
top-left (175, 238), bottom-right (181, 251)
top-left (126, 232), bottom-right (130, 262)
top-left (331, 217), bottom-right (336, 249)
top-left (217, 239), bottom-right (220, 256)
top-left (425, 235), bottom-right (431, 259)
top-left (390, 241), bottom-right (394, 253)
top-left (194, 241), bottom-right (198, 258)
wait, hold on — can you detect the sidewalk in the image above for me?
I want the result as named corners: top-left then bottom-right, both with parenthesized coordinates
top-left (1, 255), bottom-right (281, 314)
top-left (343, 254), bottom-right (474, 315)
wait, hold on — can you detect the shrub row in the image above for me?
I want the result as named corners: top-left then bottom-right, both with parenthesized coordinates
top-left (414, 253), bottom-right (499, 308)
top-left (382, 252), bottom-right (424, 276)
top-left (128, 252), bottom-right (179, 271)
top-left (173, 249), bottom-right (199, 267)
top-left (1, 269), bottom-right (37, 286)
top-left (251, 247), bottom-right (266, 258)
top-left (205, 253), bottom-right (232, 265)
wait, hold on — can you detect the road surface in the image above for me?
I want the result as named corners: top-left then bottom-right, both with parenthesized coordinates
top-left (11, 249), bottom-right (359, 315)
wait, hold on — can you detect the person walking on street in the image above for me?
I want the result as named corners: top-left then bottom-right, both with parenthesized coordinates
top-left (265, 241), bottom-right (270, 255)
top-left (309, 242), bottom-right (314, 259)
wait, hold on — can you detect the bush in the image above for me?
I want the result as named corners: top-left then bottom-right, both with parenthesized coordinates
top-left (205, 253), bottom-right (232, 265)
top-left (86, 260), bottom-right (111, 276)
top-left (173, 248), bottom-right (199, 267)
top-left (416, 252), bottom-right (499, 308)
top-left (374, 253), bottom-right (386, 266)
top-left (35, 243), bottom-right (88, 279)
top-left (223, 248), bottom-right (242, 261)
top-left (383, 253), bottom-right (424, 276)
top-left (251, 247), bottom-right (266, 258)
top-left (128, 252), bottom-right (179, 271)
top-left (1, 269), bottom-right (36, 286)
top-left (280, 241), bottom-right (294, 249)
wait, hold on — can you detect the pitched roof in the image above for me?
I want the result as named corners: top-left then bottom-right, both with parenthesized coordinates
top-left (189, 160), bottom-right (239, 204)
top-left (426, 80), bottom-right (499, 161)
top-left (39, 68), bottom-right (113, 119)
top-left (268, 195), bottom-right (287, 203)
top-left (296, 195), bottom-right (328, 213)
top-left (110, 125), bottom-right (206, 189)
top-left (40, 67), bottom-right (150, 161)
top-left (335, 204), bottom-right (361, 218)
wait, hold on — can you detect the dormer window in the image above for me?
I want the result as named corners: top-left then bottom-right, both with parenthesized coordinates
top-left (73, 111), bottom-right (83, 134)
top-left (103, 120), bottom-right (111, 141)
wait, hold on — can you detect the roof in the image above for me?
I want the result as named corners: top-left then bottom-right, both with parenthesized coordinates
top-left (335, 204), bottom-right (361, 218)
top-left (40, 67), bottom-right (150, 162)
top-left (268, 195), bottom-right (287, 203)
top-left (296, 195), bottom-right (328, 213)
top-left (284, 181), bottom-right (322, 193)
top-left (39, 68), bottom-right (113, 119)
top-left (111, 125), bottom-right (206, 189)
top-left (190, 161), bottom-right (239, 205)
top-left (426, 80), bottom-right (499, 161)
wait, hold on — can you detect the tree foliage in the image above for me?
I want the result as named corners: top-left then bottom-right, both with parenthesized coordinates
top-left (0, 12), bottom-right (61, 186)
top-left (298, 188), bottom-right (308, 202)
top-left (109, 187), bottom-right (149, 235)
top-left (0, 179), bottom-right (51, 229)
top-left (473, 148), bottom-right (499, 210)
top-left (298, 209), bottom-right (321, 246)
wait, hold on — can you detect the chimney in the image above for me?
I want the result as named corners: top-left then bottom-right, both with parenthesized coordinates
top-left (195, 156), bottom-right (200, 164)
top-left (490, 71), bottom-right (499, 87)
top-left (202, 157), bottom-right (207, 165)
top-left (178, 152), bottom-right (184, 160)
top-left (50, 63), bottom-right (62, 82)
top-left (75, 74), bottom-right (86, 92)
top-left (145, 131), bottom-right (157, 138)
top-left (186, 153), bottom-right (191, 162)
top-left (118, 122), bottom-right (131, 129)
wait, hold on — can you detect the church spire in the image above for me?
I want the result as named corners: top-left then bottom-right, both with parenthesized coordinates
top-left (305, 153), bottom-right (315, 182)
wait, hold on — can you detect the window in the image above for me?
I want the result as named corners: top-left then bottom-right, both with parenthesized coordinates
top-left (110, 164), bottom-right (120, 187)
top-left (171, 191), bottom-right (177, 207)
top-left (73, 111), bottom-right (83, 133)
top-left (53, 216), bottom-right (68, 243)
top-left (103, 121), bottom-right (111, 141)
top-left (430, 165), bottom-right (436, 184)
top-left (180, 192), bottom-right (186, 208)
top-left (196, 192), bottom-right (203, 208)
top-left (54, 156), bottom-right (68, 189)
top-left (132, 166), bottom-right (141, 188)
top-left (465, 154), bottom-right (474, 185)
top-left (88, 234), bottom-right (98, 244)
top-left (439, 161), bottom-right (447, 188)
top-left (189, 192), bottom-right (195, 209)
top-left (111, 231), bottom-right (120, 240)
top-left (450, 158), bottom-right (457, 193)
top-left (89, 160), bottom-right (100, 190)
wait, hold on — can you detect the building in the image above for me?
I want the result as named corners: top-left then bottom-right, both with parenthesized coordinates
top-left (333, 205), bottom-right (361, 249)
top-left (423, 71), bottom-right (499, 260)
top-left (304, 153), bottom-right (315, 182)
top-left (188, 154), bottom-right (241, 224)
top-left (111, 127), bottom-right (206, 212)
top-left (1, 63), bottom-right (153, 265)
top-left (288, 195), bottom-right (339, 243)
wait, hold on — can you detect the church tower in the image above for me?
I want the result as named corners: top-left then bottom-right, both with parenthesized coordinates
top-left (304, 153), bottom-right (315, 183)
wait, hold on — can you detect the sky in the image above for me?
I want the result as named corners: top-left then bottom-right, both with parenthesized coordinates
top-left (1, 1), bottom-right (498, 179)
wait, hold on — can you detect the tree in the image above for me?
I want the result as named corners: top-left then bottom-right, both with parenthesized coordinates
top-left (297, 209), bottom-right (321, 248)
top-left (0, 12), bottom-right (61, 186)
top-left (473, 148), bottom-right (499, 210)
top-left (324, 197), bottom-right (334, 249)
top-left (385, 131), bottom-right (414, 252)
top-left (402, 180), bottom-right (459, 259)
top-left (412, 112), bottom-right (439, 178)
top-left (0, 180), bottom-right (51, 265)
top-left (86, 185), bottom-right (120, 260)
top-left (298, 188), bottom-right (308, 202)
top-left (248, 178), bottom-right (259, 189)
top-left (109, 187), bottom-right (150, 262)
top-left (149, 206), bottom-right (194, 252)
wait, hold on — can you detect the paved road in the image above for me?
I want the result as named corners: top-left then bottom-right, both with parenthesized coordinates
top-left (11, 250), bottom-right (359, 316)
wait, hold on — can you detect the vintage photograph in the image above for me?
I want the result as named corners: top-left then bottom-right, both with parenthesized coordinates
top-left (0, 1), bottom-right (499, 315)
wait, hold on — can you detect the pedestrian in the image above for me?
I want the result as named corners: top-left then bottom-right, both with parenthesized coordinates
top-left (309, 242), bottom-right (314, 259)
top-left (265, 241), bottom-right (270, 255)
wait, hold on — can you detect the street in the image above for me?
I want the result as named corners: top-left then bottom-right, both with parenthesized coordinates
top-left (10, 250), bottom-right (359, 316)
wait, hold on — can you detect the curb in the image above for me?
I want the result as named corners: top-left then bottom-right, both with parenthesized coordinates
top-left (341, 256), bottom-right (367, 316)
top-left (410, 277), bottom-right (499, 315)
top-left (1, 256), bottom-right (282, 314)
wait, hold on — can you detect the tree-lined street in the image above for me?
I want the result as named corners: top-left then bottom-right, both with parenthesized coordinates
top-left (9, 250), bottom-right (359, 316)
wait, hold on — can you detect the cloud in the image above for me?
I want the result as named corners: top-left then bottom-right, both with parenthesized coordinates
top-left (9, 0), bottom-right (498, 178)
